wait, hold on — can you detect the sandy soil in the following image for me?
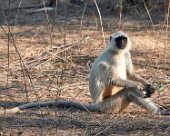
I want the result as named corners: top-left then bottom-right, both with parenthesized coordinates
top-left (0, 1), bottom-right (170, 136)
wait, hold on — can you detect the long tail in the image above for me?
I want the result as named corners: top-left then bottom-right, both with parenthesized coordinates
top-left (0, 100), bottom-right (100, 115)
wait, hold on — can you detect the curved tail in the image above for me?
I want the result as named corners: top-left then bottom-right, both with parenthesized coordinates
top-left (0, 100), bottom-right (100, 115)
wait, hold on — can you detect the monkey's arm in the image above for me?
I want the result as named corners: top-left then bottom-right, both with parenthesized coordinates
top-left (126, 53), bottom-right (155, 97)
top-left (111, 78), bottom-right (143, 89)
top-left (126, 52), bottom-right (148, 85)
top-left (0, 100), bottom-right (99, 115)
top-left (98, 62), bottom-right (143, 89)
top-left (127, 73), bottom-right (155, 98)
top-left (128, 72), bottom-right (148, 85)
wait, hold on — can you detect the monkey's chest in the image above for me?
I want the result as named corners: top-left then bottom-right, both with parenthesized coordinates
top-left (114, 59), bottom-right (127, 79)
top-left (103, 60), bottom-right (127, 99)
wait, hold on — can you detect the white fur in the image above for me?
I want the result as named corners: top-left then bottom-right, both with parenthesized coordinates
top-left (115, 54), bottom-right (127, 79)
top-left (89, 31), bottom-right (131, 104)
top-left (89, 31), bottom-right (160, 114)
top-left (108, 31), bottom-right (132, 54)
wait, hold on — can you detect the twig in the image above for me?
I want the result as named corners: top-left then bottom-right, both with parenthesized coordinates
top-left (0, 6), bottom-right (40, 103)
top-left (143, 0), bottom-right (153, 26)
top-left (165, 1), bottom-right (170, 42)
top-left (134, 62), bottom-right (170, 70)
top-left (14, 0), bottom-right (23, 27)
top-left (93, 0), bottom-right (106, 47)
top-left (80, 2), bottom-right (87, 33)
top-left (27, 36), bottom-right (89, 67)
top-left (118, 0), bottom-right (123, 30)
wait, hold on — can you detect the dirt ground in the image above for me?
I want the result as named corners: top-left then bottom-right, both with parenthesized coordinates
top-left (0, 0), bottom-right (170, 136)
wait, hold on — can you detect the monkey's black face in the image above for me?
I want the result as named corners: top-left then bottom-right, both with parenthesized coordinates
top-left (115, 36), bottom-right (127, 49)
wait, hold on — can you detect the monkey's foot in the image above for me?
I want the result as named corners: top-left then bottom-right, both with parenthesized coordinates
top-left (158, 105), bottom-right (170, 115)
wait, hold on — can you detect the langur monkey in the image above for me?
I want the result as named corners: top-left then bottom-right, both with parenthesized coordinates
top-left (89, 31), bottom-right (161, 114)
top-left (0, 31), bottom-right (169, 115)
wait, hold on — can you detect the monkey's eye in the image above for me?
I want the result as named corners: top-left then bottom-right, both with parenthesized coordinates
top-left (110, 36), bottom-right (112, 41)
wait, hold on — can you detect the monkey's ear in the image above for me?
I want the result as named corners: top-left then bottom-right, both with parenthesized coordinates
top-left (110, 36), bottom-right (112, 41)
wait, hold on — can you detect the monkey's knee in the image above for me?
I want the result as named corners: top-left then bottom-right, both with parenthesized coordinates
top-left (96, 101), bottom-right (112, 113)
top-left (97, 92), bottom-right (130, 113)
top-left (127, 88), bottom-right (145, 98)
top-left (127, 89), bottom-right (160, 114)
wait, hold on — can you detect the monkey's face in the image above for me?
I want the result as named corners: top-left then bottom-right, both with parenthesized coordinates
top-left (109, 31), bottom-right (131, 53)
top-left (115, 36), bottom-right (127, 49)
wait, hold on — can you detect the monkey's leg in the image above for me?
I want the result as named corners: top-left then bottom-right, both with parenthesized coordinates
top-left (127, 89), bottom-right (160, 114)
top-left (97, 90), bottom-right (131, 113)
top-left (98, 88), bottom-right (169, 115)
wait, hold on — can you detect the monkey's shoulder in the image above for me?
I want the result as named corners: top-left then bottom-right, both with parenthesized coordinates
top-left (91, 50), bottom-right (132, 73)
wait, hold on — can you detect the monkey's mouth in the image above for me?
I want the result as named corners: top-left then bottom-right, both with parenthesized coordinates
top-left (117, 45), bottom-right (126, 49)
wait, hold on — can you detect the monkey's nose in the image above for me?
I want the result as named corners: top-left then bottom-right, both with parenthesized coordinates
top-left (121, 38), bottom-right (127, 46)
top-left (110, 36), bottom-right (112, 41)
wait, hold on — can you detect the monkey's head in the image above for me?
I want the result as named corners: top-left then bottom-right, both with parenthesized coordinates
top-left (109, 31), bottom-right (132, 53)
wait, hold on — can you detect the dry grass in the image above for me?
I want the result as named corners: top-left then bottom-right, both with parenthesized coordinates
top-left (0, 0), bottom-right (170, 136)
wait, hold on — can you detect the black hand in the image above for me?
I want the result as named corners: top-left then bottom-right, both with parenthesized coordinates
top-left (144, 84), bottom-right (155, 98)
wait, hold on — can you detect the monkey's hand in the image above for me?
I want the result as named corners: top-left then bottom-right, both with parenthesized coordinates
top-left (136, 82), bottom-right (145, 90)
top-left (143, 84), bottom-right (155, 98)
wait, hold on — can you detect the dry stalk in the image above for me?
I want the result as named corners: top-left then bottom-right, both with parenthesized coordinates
top-left (80, 2), bottom-right (87, 33)
top-left (118, 0), bottom-right (123, 30)
top-left (27, 36), bottom-right (89, 68)
top-left (93, 0), bottom-right (106, 47)
top-left (165, 0), bottom-right (170, 36)
top-left (41, 0), bottom-right (50, 22)
top-left (143, 0), bottom-right (153, 26)
top-left (0, 5), bottom-right (41, 104)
